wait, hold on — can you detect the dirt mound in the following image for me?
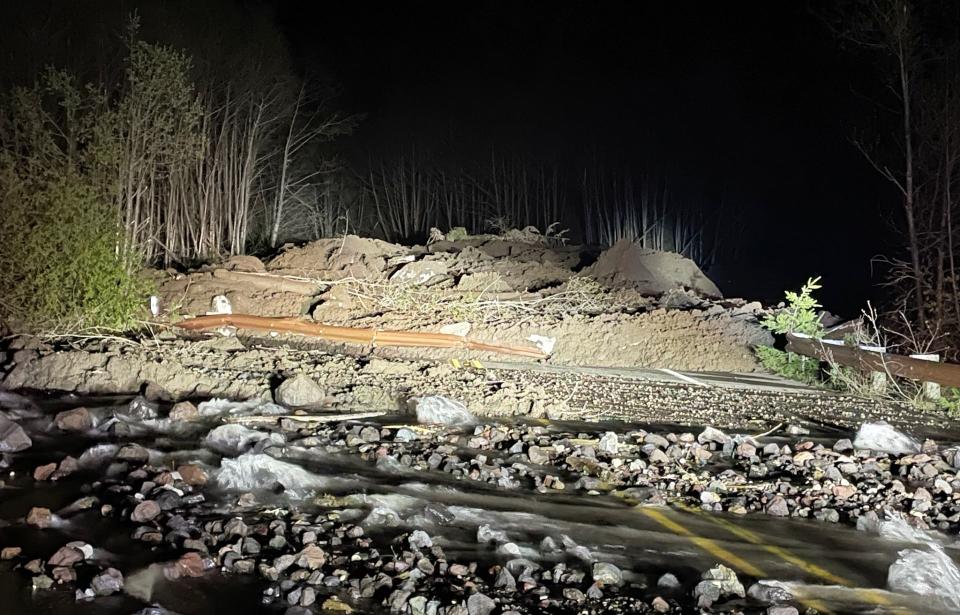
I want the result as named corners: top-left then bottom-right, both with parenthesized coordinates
top-left (267, 235), bottom-right (403, 279)
top-left (584, 240), bottom-right (722, 298)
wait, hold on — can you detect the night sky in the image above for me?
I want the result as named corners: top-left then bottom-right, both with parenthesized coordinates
top-left (276, 0), bottom-right (893, 314)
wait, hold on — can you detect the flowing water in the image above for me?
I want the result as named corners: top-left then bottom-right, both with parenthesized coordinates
top-left (1, 393), bottom-right (958, 615)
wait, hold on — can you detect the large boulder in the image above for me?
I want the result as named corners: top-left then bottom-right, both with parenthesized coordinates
top-left (584, 240), bottom-right (721, 298)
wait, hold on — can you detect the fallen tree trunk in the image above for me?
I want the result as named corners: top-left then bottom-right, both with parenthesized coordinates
top-left (786, 332), bottom-right (960, 388)
top-left (175, 314), bottom-right (548, 359)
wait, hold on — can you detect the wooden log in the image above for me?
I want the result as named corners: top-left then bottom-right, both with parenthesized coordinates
top-left (176, 313), bottom-right (548, 359)
top-left (786, 332), bottom-right (960, 388)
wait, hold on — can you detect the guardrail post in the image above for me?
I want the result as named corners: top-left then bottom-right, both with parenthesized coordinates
top-left (859, 345), bottom-right (887, 394)
top-left (910, 353), bottom-right (941, 401)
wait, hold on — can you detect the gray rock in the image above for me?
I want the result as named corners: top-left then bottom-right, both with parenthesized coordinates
top-left (693, 580), bottom-right (721, 608)
top-left (592, 562), bottom-right (623, 586)
top-left (765, 495), bottom-right (790, 517)
top-left (120, 396), bottom-right (159, 421)
top-left (91, 567), bottom-right (124, 596)
top-left (748, 582), bottom-right (794, 603)
top-left (767, 607), bottom-right (800, 615)
top-left (698, 426), bottom-right (731, 446)
top-left (494, 568), bottom-right (516, 590)
top-left (658, 572), bottom-right (681, 589)
top-left (408, 530), bottom-right (433, 550)
top-left (275, 374), bottom-right (326, 408)
top-left (598, 432), bottom-right (619, 455)
top-left (131, 500), bottom-right (160, 523)
top-left (0, 416), bottom-right (31, 452)
top-left (467, 593), bottom-right (496, 615)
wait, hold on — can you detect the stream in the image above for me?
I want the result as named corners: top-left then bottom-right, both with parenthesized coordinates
top-left (1, 392), bottom-right (958, 615)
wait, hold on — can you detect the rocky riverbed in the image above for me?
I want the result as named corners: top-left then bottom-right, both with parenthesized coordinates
top-left (1, 392), bottom-right (959, 615)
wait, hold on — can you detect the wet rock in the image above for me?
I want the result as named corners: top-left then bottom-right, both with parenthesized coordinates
top-left (26, 507), bottom-right (53, 528)
top-left (51, 456), bottom-right (78, 480)
top-left (1, 547), bottom-right (21, 559)
top-left (295, 544), bottom-right (326, 570)
top-left (765, 495), bottom-right (789, 517)
top-left (131, 500), bottom-right (161, 523)
top-left (408, 530), bottom-right (433, 550)
top-left (34, 462), bottom-right (57, 481)
top-left (224, 517), bottom-right (249, 537)
top-left (32, 574), bottom-right (53, 590)
top-left (275, 374), bottom-right (327, 408)
top-left (176, 463), bottom-right (208, 486)
top-left (0, 416), bottom-right (31, 452)
top-left (54, 407), bottom-right (93, 432)
top-left (165, 552), bottom-right (212, 579)
top-left (592, 562), bottom-right (623, 586)
top-left (747, 582), bottom-right (794, 604)
top-left (651, 596), bottom-right (670, 613)
top-left (494, 567), bottom-right (517, 590)
top-left (694, 564), bottom-right (745, 608)
top-left (48, 545), bottom-right (84, 567)
top-left (698, 426), bottom-right (730, 446)
top-left (767, 607), bottom-right (800, 615)
top-left (169, 401), bottom-right (200, 421)
top-left (117, 443), bottom-right (150, 464)
top-left (467, 593), bottom-right (496, 615)
top-left (52, 566), bottom-right (77, 583)
top-left (91, 567), bottom-right (124, 596)
top-left (121, 396), bottom-right (159, 421)
top-left (598, 432), bottom-right (619, 455)
top-left (321, 596), bottom-right (353, 613)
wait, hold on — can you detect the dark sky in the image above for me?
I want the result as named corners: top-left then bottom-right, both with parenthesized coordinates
top-left (275, 0), bottom-right (894, 314)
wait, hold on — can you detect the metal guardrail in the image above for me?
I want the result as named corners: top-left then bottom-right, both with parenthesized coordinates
top-left (785, 332), bottom-right (960, 388)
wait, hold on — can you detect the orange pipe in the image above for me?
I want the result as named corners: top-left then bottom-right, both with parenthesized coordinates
top-left (176, 314), bottom-right (548, 359)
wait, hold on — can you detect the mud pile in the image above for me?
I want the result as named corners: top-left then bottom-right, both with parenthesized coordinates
top-left (148, 235), bottom-right (769, 374)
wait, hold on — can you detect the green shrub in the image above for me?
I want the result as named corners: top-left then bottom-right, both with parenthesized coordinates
top-left (761, 276), bottom-right (824, 337)
top-left (0, 170), bottom-right (151, 332)
top-left (756, 276), bottom-right (825, 384)
top-left (755, 345), bottom-right (822, 385)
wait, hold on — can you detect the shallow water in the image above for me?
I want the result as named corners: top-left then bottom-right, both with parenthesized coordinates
top-left (1, 393), bottom-right (957, 615)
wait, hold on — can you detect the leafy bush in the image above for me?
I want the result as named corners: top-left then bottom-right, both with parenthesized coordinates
top-left (0, 169), bottom-right (150, 332)
top-left (761, 276), bottom-right (824, 337)
top-left (756, 277), bottom-right (825, 384)
top-left (755, 345), bottom-right (822, 385)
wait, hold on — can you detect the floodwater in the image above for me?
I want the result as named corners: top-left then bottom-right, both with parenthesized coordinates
top-left (1, 393), bottom-right (957, 615)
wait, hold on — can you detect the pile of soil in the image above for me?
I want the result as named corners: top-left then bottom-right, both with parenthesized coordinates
top-left (148, 235), bottom-right (770, 374)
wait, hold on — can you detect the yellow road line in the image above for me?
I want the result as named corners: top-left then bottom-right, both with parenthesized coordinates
top-left (676, 502), bottom-right (852, 587)
top-left (638, 507), bottom-right (766, 577)
top-left (675, 502), bottom-right (906, 612)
